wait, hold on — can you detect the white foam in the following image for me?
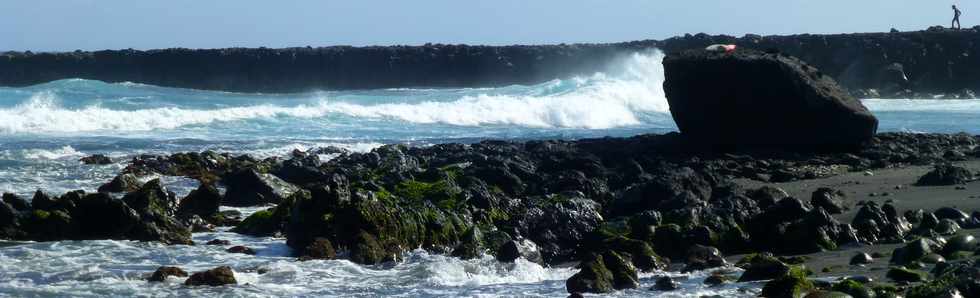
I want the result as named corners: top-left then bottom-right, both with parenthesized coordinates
top-left (3, 145), bottom-right (84, 160)
top-left (862, 98), bottom-right (980, 112)
top-left (0, 51), bottom-right (670, 134)
top-left (320, 51), bottom-right (670, 129)
top-left (234, 142), bottom-right (383, 159)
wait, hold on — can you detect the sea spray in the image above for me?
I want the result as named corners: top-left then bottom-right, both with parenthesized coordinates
top-left (0, 51), bottom-right (672, 134)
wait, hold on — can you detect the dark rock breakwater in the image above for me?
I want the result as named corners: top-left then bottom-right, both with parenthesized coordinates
top-left (5, 29), bottom-right (980, 97)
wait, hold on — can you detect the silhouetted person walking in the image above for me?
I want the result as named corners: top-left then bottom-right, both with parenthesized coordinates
top-left (953, 5), bottom-right (962, 29)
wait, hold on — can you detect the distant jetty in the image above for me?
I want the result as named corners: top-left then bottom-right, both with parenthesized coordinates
top-left (2, 27), bottom-right (980, 97)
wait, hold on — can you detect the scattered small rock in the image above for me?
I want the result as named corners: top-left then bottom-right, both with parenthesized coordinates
top-left (916, 164), bottom-right (974, 186)
top-left (185, 266), bottom-right (237, 286)
top-left (226, 246), bottom-right (256, 255)
top-left (80, 154), bottom-right (112, 165)
top-left (683, 244), bottom-right (727, 272)
top-left (97, 173), bottom-right (143, 193)
top-left (205, 239), bottom-right (230, 246)
top-left (703, 274), bottom-right (731, 286)
top-left (934, 219), bottom-right (961, 235)
top-left (849, 252), bottom-right (873, 265)
top-left (148, 266), bottom-right (188, 282)
top-left (885, 267), bottom-right (927, 282)
top-left (652, 276), bottom-right (679, 291)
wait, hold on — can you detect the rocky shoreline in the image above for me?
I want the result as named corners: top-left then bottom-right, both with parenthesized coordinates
top-left (2, 131), bottom-right (979, 296)
top-left (3, 46), bottom-right (980, 297)
top-left (4, 28), bottom-right (980, 98)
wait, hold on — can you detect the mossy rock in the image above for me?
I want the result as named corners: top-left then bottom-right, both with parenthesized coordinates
top-left (601, 251), bottom-right (639, 290)
top-left (335, 194), bottom-right (471, 258)
top-left (760, 265), bottom-right (815, 298)
top-left (905, 274), bottom-right (958, 298)
top-left (566, 255), bottom-right (615, 294)
top-left (597, 235), bottom-right (667, 272)
top-left (831, 279), bottom-right (874, 298)
top-left (886, 267), bottom-right (928, 283)
top-left (392, 178), bottom-right (462, 210)
top-left (450, 226), bottom-right (483, 260)
top-left (349, 230), bottom-right (386, 265)
top-left (26, 209), bottom-right (76, 240)
top-left (738, 253), bottom-right (791, 282)
top-left (231, 192), bottom-right (297, 237)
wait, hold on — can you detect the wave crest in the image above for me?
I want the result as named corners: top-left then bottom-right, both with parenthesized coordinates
top-left (0, 50), bottom-right (669, 134)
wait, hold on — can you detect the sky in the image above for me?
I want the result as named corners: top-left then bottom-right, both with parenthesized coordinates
top-left (0, 1), bottom-right (974, 51)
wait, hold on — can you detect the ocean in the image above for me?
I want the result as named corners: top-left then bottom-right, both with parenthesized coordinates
top-left (0, 50), bottom-right (978, 297)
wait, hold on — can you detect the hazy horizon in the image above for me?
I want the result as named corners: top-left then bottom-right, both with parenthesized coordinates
top-left (0, 1), bottom-right (975, 51)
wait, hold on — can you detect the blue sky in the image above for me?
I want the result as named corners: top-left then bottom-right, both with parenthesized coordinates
top-left (0, 1), bottom-right (972, 51)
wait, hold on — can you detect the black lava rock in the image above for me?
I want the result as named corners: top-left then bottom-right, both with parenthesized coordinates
top-left (662, 49), bottom-right (877, 148)
top-left (185, 266), bottom-right (237, 286)
top-left (916, 164), bottom-right (974, 186)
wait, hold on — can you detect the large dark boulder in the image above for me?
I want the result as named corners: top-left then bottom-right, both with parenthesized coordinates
top-left (121, 179), bottom-right (192, 245)
top-left (662, 49), bottom-right (878, 148)
top-left (176, 183), bottom-right (221, 220)
top-left (222, 170), bottom-right (300, 206)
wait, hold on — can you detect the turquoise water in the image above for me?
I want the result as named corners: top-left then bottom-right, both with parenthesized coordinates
top-left (0, 50), bottom-right (978, 296)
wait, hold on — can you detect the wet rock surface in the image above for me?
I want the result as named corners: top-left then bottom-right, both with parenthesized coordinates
top-left (148, 266), bottom-right (188, 282)
top-left (80, 154), bottom-right (112, 165)
top-left (184, 266), bottom-right (237, 286)
top-left (1, 131), bottom-right (979, 294)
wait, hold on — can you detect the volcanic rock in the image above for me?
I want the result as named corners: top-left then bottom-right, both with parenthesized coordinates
top-left (80, 154), bottom-right (112, 165)
top-left (662, 49), bottom-right (877, 148)
top-left (917, 164), bottom-right (974, 186)
top-left (97, 173), bottom-right (143, 193)
top-left (148, 266), bottom-right (188, 282)
top-left (185, 266), bottom-right (237, 286)
top-left (222, 169), bottom-right (300, 206)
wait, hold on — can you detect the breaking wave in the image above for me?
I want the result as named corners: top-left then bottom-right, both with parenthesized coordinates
top-left (0, 51), bottom-right (670, 134)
